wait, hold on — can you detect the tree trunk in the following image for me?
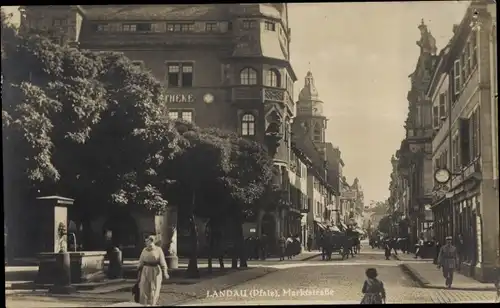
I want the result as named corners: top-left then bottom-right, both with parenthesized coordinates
top-left (186, 193), bottom-right (199, 278)
top-left (238, 215), bottom-right (248, 268)
top-left (231, 218), bottom-right (238, 269)
top-left (207, 219), bottom-right (213, 273)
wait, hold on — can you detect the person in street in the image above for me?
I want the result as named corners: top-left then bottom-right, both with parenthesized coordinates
top-left (433, 238), bottom-right (441, 265)
top-left (437, 236), bottom-right (458, 288)
top-left (286, 234), bottom-right (294, 260)
top-left (307, 234), bottom-right (313, 252)
top-left (415, 235), bottom-right (424, 259)
top-left (278, 234), bottom-right (286, 261)
top-left (390, 237), bottom-right (398, 255)
top-left (457, 234), bottom-right (464, 271)
top-left (137, 235), bottom-right (169, 306)
top-left (360, 268), bottom-right (386, 304)
top-left (383, 239), bottom-right (391, 260)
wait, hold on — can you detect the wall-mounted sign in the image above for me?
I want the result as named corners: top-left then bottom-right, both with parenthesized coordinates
top-left (165, 94), bottom-right (195, 103)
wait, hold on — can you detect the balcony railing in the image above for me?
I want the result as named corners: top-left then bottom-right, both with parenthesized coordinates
top-left (230, 86), bottom-right (295, 113)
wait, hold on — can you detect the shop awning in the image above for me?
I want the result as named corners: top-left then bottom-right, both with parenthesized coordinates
top-left (314, 220), bottom-right (327, 230)
top-left (328, 225), bottom-right (341, 233)
top-left (354, 227), bottom-right (365, 235)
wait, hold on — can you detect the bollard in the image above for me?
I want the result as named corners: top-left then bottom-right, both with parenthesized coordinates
top-left (49, 251), bottom-right (75, 294)
top-left (108, 246), bottom-right (123, 279)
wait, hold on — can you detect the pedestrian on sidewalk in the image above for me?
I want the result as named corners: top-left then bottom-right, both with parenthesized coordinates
top-left (433, 238), bottom-right (441, 265)
top-left (437, 235), bottom-right (458, 289)
top-left (383, 240), bottom-right (391, 260)
top-left (307, 234), bottom-right (313, 252)
top-left (360, 268), bottom-right (386, 304)
top-left (414, 235), bottom-right (424, 259)
top-left (137, 235), bottom-right (169, 306)
top-left (278, 235), bottom-right (286, 261)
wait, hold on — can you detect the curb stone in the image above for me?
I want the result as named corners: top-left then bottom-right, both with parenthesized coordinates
top-left (398, 263), bottom-right (430, 287)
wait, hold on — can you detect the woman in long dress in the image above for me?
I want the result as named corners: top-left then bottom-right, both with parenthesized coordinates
top-left (360, 268), bottom-right (386, 304)
top-left (138, 235), bottom-right (169, 306)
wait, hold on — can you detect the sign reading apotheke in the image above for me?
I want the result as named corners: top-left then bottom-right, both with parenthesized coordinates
top-left (165, 93), bottom-right (195, 103)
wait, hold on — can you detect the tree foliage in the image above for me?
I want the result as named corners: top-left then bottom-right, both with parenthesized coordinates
top-left (2, 21), bottom-right (180, 217)
top-left (377, 215), bottom-right (391, 234)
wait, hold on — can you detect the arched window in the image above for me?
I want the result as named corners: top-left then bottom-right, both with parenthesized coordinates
top-left (240, 67), bottom-right (258, 85)
top-left (241, 113), bottom-right (255, 136)
top-left (313, 123), bottom-right (321, 142)
top-left (266, 69), bottom-right (281, 87)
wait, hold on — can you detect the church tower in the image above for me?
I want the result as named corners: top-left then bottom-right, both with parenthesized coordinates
top-left (295, 71), bottom-right (327, 151)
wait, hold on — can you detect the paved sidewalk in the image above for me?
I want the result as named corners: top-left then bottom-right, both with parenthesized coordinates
top-left (395, 253), bottom-right (496, 291)
top-left (6, 266), bottom-right (278, 307)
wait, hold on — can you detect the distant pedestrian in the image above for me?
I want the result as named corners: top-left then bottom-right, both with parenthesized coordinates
top-left (137, 235), bottom-right (169, 306)
top-left (307, 234), bottom-right (313, 252)
top-left (437, 236), bottom-right (458, 288)
top-left (286, 235), bottom-right (294, 260)
top-left (278, 235), bottom-right (286, 261)
top-left (360, 268), bottom-right (386, 304)
top-left (433, 239), bottom-right (441, 265)
top-left (415, 236), bottom-right (424, 259)
top-left (384, 240), bottom-right (391, 260)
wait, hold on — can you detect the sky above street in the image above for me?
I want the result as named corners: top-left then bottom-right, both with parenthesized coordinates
top-left (2, 2), bottom-right (470, 205)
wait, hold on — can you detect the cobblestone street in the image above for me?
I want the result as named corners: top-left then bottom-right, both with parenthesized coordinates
top-left (182, 248), bottom-right (498, 305)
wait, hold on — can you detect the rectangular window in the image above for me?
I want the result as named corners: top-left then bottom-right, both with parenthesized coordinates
top-left (168, 111), bottom-right (178, 120)
top-left (136, 23), bottom-right (152, 32)
top-left (466, 41), bottom-right (472, 74)
top-left (453, 59), bottom-right (461, 95)
top-left (168, 110), bottom-right (194, 123)
top-left (439, 93), bottom-right (446, 120)
top-left (167, 23), bottom-right (194, 32)
top-left (471, 31), bottom-right (478, 68)
top-left (122, 24), bottom-right (137, 32)
top-left (242, 20), bottom-right (256, 29)
top-left (166, 62), bottom-right (194, 88)
top-left (95, 24), bottom-right (110, 32)
top-left (472, 106), bottom-right (481, 158)
top-left (264, 21), bottom-right (276, 31)
top-left (181, 23), bottom-right (195, 32)
top-left (460, 118), bottom-right (471, 167)
top-left (52, 18), bottom-right (67, 27)
top-left (461, 52), bottom-right (468, 84)
top-left (181, 111), bottom-right (193, 123)
top-left (205, 22), bottom-right (218, 32)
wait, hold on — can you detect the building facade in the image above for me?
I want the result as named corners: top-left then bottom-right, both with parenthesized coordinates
top-left (396, 20), bottom-right (437, 249)
top-left (426, 1), bottom-right (498, 282)
top-left (19, 4), bottom-right (302, 256)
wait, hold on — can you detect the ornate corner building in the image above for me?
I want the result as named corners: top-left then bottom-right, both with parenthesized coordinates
top-left (394, 0), bottom-right (498, 282)
top-left (396, 19), bottom-right (437, 249)
top-left (18, 4), bottom-right (299, 253)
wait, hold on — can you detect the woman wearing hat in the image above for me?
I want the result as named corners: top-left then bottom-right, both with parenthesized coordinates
top-left (137, 235), bottom-right (169, 305)
top-left (437, 236), bottom-right (458, 288)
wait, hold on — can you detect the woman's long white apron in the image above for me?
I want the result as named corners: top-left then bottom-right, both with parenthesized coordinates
top-left (138, 246), bottom-right (168, 306)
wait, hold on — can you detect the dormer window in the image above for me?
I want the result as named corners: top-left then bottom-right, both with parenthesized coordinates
top-left (122, 24), bottom-right (137, 32)
top-left (205, 22), bottom-right (218, 32)
top-left (242, 20), bottom-right (257, 30)
top-left (167, 23), bottom-right (195, 32)
top-left (52, 18), bottom-right (67, 27)
top-left (264, 21), bottom-right (276, 31)
top-left (94, 24), bottom-right (110, 32)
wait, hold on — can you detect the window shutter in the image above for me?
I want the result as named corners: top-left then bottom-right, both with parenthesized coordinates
top-left (439, 93), bottom-right (446, 119)
top-left (453, 59), bottom-right (461, 95)
top-left (433, 106), bottom-right (439, 129)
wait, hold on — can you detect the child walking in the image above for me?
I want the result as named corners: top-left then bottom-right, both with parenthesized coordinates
top-left (384, 240), bottom-right (391, 260)
top-left (360, 268), bottom-right (386, 304)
